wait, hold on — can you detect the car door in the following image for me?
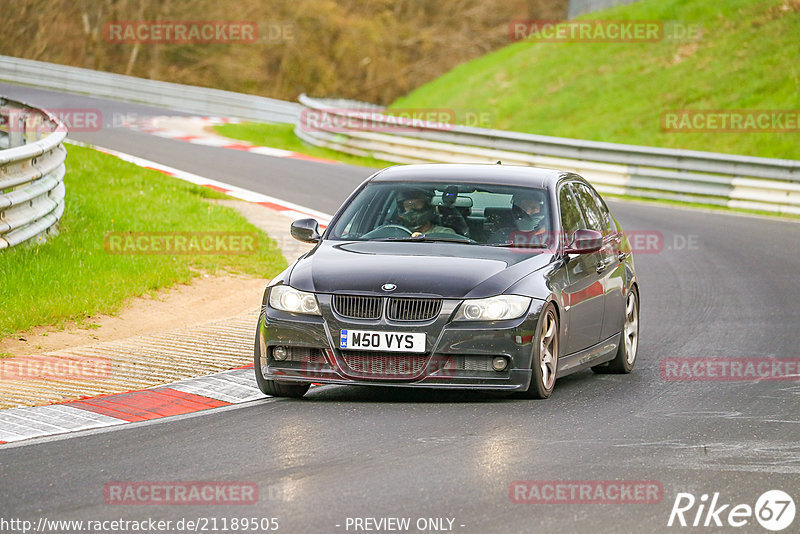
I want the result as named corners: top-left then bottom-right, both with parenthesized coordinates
top-left (572, 183), bottom-right (626, 342)
top-left (558, 182), bottom-right (605, 354)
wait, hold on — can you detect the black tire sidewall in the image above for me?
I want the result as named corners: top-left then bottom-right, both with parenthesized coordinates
top-left (525, 302), bottom-right (559, 399)
top-left (253, 324), bottom-right (271, 394)
top-left (253, 321), bottom-right (310, 398)
top-left (607, 286), bottom-right (639, 374)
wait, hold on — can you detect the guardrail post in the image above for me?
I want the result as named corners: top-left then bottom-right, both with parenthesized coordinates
top-left (8, 109), bottom-right (24, 147)
top-left (33, 115), bottom-right (42, 142)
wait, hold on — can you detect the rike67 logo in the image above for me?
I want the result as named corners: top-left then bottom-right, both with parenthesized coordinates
top-left (668, 490), bottom-right (795, 531)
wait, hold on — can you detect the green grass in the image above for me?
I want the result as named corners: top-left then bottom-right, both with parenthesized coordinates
top-left (0, 144), bottom-right (287, 337)
top-left (391, 0), bottom-right (800, 160)
top-left (213, 122), bottom-right (392, 168)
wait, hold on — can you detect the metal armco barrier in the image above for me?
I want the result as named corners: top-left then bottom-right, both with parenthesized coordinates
top-left (0, 55), bottom-right (302, 124)
top-left (0, 97), bottom-right (67, 249)
top-left (296, 95), bottom-right (800, 216)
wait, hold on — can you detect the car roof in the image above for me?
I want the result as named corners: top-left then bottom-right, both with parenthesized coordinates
top-left (369, 164), bottom-right (569, 190)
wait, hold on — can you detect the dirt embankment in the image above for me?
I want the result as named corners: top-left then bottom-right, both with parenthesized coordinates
top-left (0, 274), bottom-right (268, 358)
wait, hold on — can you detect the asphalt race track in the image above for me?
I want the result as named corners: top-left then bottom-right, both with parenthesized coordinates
top-left (2, 83), bottom-right (799, 533)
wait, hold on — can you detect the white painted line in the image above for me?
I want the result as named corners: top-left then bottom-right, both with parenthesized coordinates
top-left (247, 146), bottom-right (297, 157)
top-left (0, 411), bottom-right (72, 432)
top-left (153, 129), bottom-right (193, 139)
top-left (0, 424), bottom-right (28, 442)
top-left (168, 369), bottom-right (265, 404)
top-left (0, 405), bottom-right (126, 443)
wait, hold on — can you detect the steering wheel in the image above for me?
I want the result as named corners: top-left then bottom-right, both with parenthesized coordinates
top-left (361, 224), bottom-right (413, 239)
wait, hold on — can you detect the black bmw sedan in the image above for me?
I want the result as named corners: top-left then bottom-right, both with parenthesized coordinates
top-left (255, 164), bottom-right (639, 399)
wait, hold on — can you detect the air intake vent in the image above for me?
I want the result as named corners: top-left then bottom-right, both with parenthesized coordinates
top-left (340, 350), bottom-right (427, 378)
top-left (332, 295), bottom-right (382, 319)
top-left (387, 298), bottom-right (442, 321)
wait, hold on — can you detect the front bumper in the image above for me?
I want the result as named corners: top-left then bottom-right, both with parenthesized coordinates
top-left (257, 294), bottom-right (545, 391)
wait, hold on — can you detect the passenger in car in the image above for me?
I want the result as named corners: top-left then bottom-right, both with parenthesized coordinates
top-left (487, 190), bottom-right (550, 245)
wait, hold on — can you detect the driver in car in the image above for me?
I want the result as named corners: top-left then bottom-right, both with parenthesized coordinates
top-left (396, 188), bottom-right (457, 237)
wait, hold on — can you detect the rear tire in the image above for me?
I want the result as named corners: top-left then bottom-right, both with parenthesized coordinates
top-left (519, 303), bottom-right (559, 399)
top-left (254, 326), bottom-right (310, 398)
top-left (592, 286), bottom-right (639, 374)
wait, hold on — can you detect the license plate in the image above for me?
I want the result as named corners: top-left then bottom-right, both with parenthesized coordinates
top-left (339, 330), bottom-right (426, 353)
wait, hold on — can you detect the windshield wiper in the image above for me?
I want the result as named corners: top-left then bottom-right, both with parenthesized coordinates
top-left (489, 243), bottom-right (550, 248)
top-left (375, 236), bottom-right (475, 244)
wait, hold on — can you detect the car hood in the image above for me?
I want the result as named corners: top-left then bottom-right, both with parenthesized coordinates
top-left (288, 240), bottom-right (553, 299)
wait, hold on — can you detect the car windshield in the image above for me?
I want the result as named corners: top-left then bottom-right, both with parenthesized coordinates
top-left (328, 181), bottom-right (554, 248)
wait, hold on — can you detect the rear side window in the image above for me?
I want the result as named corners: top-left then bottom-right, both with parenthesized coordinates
top-left (559, 183), bottom-right (586, 236)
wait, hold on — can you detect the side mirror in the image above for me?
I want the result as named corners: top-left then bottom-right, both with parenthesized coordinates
top-left (290, 218), bottom-right (321, 243)
top-left (565, 229), bottom-right (602, 254)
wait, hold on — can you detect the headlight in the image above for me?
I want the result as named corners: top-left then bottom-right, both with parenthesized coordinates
top-left (454, 295), bottom-right (531, 321)
top-left (268, 285), bottom-right (321, 315)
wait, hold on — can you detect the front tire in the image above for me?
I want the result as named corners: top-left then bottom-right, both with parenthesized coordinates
top-left (519, 303), bottom-right (559, 399)
top-left (593, 286), bottom-right (639, 374)
top-left (254, 327), bottom-right (310, 398)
